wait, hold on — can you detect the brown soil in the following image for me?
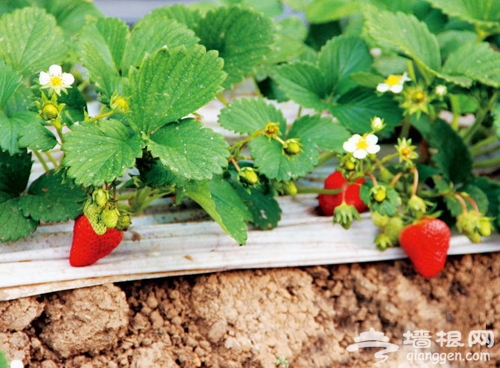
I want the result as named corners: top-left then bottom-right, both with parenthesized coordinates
top-left (1, 253), bottom-right (499, 367)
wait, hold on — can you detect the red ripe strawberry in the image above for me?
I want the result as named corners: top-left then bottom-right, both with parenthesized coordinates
top-left (399, 218), bottom-right (451, 278)
top-left (69, 215), bottom-right (123, 267)
top-left (318, 171), bottom-right (367, 216)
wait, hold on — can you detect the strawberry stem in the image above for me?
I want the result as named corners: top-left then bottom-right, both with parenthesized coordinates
top-left (295, 185), bottom-right (343, 195)
top-left (33, 151), bottom-right (50, 172)
top-left (454, 193), bottom-right (468, 214)
top-left (411, 166), bottom-right (419, 196)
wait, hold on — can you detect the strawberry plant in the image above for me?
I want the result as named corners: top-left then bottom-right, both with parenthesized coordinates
top-left (0, 0), bottom-right (499, 275)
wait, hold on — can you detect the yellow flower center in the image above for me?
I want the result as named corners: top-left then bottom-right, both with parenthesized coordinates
top-left (412, 91), bottom-right (426, 103)
top-left (401, 147), bottom-right (412, 158)
top-left (356, 138), bottom-right (369, 150)
top-left (385, 74), bottom-right (402, 87)
top-left (50, 76), bottom-right (63, 87)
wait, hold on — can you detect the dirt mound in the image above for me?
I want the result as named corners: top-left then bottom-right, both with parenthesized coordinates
top-left (1, 253), bottom-right (499, 367)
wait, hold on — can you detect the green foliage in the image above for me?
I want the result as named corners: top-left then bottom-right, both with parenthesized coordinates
top-left (427, 120), bottom-right (473, 184)
top-left (273, 35), bottom-right (401, 134)
top-left (1, 0), bottom-right (500, 252)
top-left (62, 119), bottom-right (144, 187)
top-left (426, 0), bottom-right (500, 34)
top-left (185, 178), bottom-right (252, 245)
top-left (0, 7), bottom-right (68, 76)
top-left (19, 170), bottom-right (86, 222)
top-left (195, 6), bottom-right (274, 88)
top-left (148, 119), bottom-right (230, 180)
top-left (127, 46), bottom-right (226, 134)
top-left (0, 150), bottom-right (37, 242)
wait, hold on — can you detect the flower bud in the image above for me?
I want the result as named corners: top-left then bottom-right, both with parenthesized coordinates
top-left (264, 122), bottom-right (281, 138)
top-left (284, 138), bottom-right (302, 156)
top-left (110, 95), bottom-right (129, 113)
top-left (370, 185), bottom-right (387, 202)
top-left (408, 195), bottom-right (427, 215)
top-left (239, 167), bottom-right (259, 186)
top-left (41, 103), bottom-right (60, 120)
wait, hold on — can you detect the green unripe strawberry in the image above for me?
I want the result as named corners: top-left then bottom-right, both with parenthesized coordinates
top-left (371, 211), bottom-right (390, 227)
top-left (41, 103), bottom-right (59, 120)
top-left (283, 181), bottom-right (298, 196)
top-left (370, 185), bottom-right (387, 202)
top-left (84, 202), bottom-right (102, 222)
top-left (284, 138), bottom-right (302, 156)
top-left (408, 195), bottom-right (427, 216)
top-left (93, 188), bottom-right (109, 208)
top-left (384, 216), bottom-right (405, 244)
top-left (239, 167), bottom-right (259, 185)
top-left (101, 207), bottom-right (119, 229)
top-left (116, 212), bottom-right (132, 231)
top-left (479, 217), bottom-right (493, 237)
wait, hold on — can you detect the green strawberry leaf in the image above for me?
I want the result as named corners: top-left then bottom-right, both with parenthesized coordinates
top-left (426, 0), bottom-right (500, 32)
top-left (329, 88), bottom-right (402, 135)
top-left (273, 61), bottom-right (330, 110)
top-left (0, 111), bottom-right (53, 154)
top-left (287, 114), bottom-right (351, 152)
top-left (78, 17), bottom-right (129, 99)
top-left (305, 0), bottom-right (361, 23)
top-left (0, 7), bottom-right (68, 76)
top-left (35, 0), bottom-right (104, 38)
top-left (18, 112), bottom-right (57, 152)
top-left (232, 180), bottom-right (282, 230)
top-left (0, 149), bottom-right (36, 242)
top-left (273, 35), bottom-right (372, 109)
top-left (249, 136), bottom-right (318, 181)
top-left (363, 6), bottom-right (441, 76)
top-left (0, 60), bottom-right (22, 109)
top-left (19, 170), bottom-right (86, 222)
top-left (148, 118), bottom-right (230, 181)
top-left (127, 45), bottom-right (225, 135)
top-left (0, 149), bottom-right (32, 198)
top-left (441, 42), bottom-right (500, 88)
top-left (218, 97), bottom-right (287, 135)
top-left (121, 17), bottom-right (199, 72)
top-left (221, 0), bottom-right (284, 17)
top-left (195, 6), bottom-right (274, 89)
top-left (146, 4), bottom-right (203, 30)
top-left (185, 178), bottom-right (251, 245)
top-left (360, 182), bottom-right (401, 217)
top-left (62, 119), bottom-right (144, 187)
top-left (265, 17), bottom-right (307, 65)
top-left (0, 197), bottom-right (38, 242)
top-left (318, 35), bottom-right (372, 96)
top-left (427, 119), bottom-right (473, 184)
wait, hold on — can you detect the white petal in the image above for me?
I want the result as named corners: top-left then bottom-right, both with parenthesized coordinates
top-left (390, 84), bottom-right (403, 93)
top-left (343, 141), bottom-right (356, 152)
top-left (62, 72), bottom-right (75, 85)
top-left (353, 150), bottom-right (367, 159)
top-left (367, 145), bottom-right (381, 154)
top-left (365, 134), bottom-right (378, 145)
top-left (376, 83), bottom-right (389, 92)
top-left (401, 72), bottom-right (411, 82)
top-left (39, 71), bottom-right (50, 85)
top-left (48, 64), bottom-right (62, 76)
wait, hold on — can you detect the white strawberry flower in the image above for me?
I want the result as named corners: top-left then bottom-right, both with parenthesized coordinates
top-left (376, 72), bottom-right (411, 94)
top-left (39, 64), bottom-right (74, 96)
top-left (343, 133), bottom-right (380, 159)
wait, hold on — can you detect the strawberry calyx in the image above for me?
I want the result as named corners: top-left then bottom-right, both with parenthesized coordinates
top-left (333, 201), bottom-right (361, 230)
